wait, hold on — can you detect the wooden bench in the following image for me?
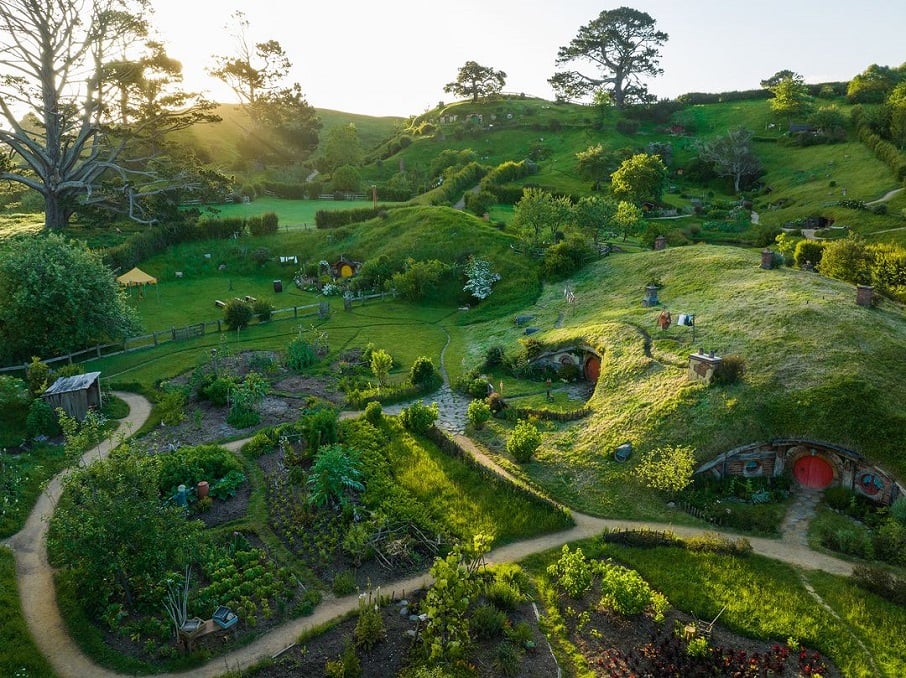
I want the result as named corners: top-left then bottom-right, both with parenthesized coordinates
top-left (214, 300), bottom-right (226, 308)
top-left (244, 295), bottom-right (257, 303)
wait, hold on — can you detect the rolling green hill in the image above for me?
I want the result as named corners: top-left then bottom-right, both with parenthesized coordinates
top-left (457, 243), bottom-right (906, 517)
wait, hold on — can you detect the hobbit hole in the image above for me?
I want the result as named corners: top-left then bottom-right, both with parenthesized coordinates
top-left (698, 439), bottom-right (904, 506)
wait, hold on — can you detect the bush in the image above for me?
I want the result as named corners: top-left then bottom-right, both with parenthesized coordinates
top-left (852, 565), bottom-right (906, 606)
top-left (253, 299), bottom-right (273, 322)
top-left (286, 336), bottom-right (317, 371)
top-left (493, 641), bottom-right (522, 677)
top-left (616, 118), bottom-right (640, 135)
top-left (467, 399), bottom-right (492, 430)
top-left (25, 398), bottom-right (59, 438)
top-left (472, 603), bottom-right (507, 640)
top-left (712, 354), bottom-right (746, 385)
top-left (399, 401), bottom-right (439, 434)
top-left (793, 239), bottom-right (826, 269)
top-left (354, 597), bottom-right (386, 651)
top-left (599, 562), bottom-right (655, 616)
top-left (201, 376), bottom-right (235, 406)
top-left (332, 570), bottom-right (357, 596)
top-left (507, 420), bottom-right (541, 462)
top-left (409, 356), bottom-right (437, 387)
top-left (224, 299), bottom-right (254, 331)
top-left (874, 517), bottom-right (906, 566)
top-left (0, 375), bottom-right (29, 410)
top-left (364, 401), bottom-right (383, 426)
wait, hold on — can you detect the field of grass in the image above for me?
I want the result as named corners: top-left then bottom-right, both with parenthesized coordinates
top-left (199, 197), bottom-right (381, 228)
top-left (598, 542), bottom-right (904, 677)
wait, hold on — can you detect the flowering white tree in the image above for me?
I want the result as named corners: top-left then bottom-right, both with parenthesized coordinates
top-left (463, 257), bottom-right (500, 301)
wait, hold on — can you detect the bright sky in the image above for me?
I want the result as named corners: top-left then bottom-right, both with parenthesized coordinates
top-left (150, 0), bottom-right (906, 118)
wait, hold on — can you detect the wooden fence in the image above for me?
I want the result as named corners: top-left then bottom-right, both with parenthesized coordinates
top-left (0, 291), bottom-right (391, 377)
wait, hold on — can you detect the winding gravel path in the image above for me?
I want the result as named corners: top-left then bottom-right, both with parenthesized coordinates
top-left (4, 392), bottom-right (855, 677)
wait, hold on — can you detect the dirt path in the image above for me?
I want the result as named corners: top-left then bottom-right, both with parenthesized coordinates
top-left (7, 392), bottom-right (856, 678)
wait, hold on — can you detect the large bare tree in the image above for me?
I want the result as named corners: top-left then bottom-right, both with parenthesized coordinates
top-left (0, 0), bottom-right (218, 230)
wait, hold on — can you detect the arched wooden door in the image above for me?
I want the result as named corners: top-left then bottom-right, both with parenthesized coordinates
top-left (584, 355), bottom-right (601, 383)
top-left (793, 455), bottom-right (834, 489)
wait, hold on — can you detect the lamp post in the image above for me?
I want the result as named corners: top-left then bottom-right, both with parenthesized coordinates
top-left (371, 184), bottom-right (377, 209)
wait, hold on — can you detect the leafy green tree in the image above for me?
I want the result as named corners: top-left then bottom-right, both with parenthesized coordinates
top-left (610, 153), bottom-right (667, 205)
top-left (574, 195), bottom-right (618, 248)
top-left (808, 105), bottom-right (848, 140)
top-left (599, 562), bottom-right (659, 616)
top-left (370, 349), bottom-right (393, 387)
top-left (0, 235), bottom-right (140, 363)
top-left (390, 259), bottom-right (454, 302)
top-left (47, 452), bottom-right (203, 615)
top-left (306, 444), bottom-right (365, 509)
top-left (695, 127), bottom-right (762, 193)
top-left (512, 188), bottom-right (573, 247)
top-left (614, 201), bottom-right (644, 241)
top-left (208, 11), bottom-right (320, 164)
top-left (886, 82), bottom-right (906, 148)
top-left (507, 420), bottom-right (541, 463)
top-left (575, 144), bottom-right (613, 191)
top-left (323, 124), bottom-right (365, 172)
top-left (550, 7), bottom-right (668, 107)
top-left (847, 63), bottom-right (901, 104)
top-left (764, 71), bottom-right (811, 121)
top-left (443, 61), bottom-right (507, 103)
top-left (635, 444), bottom-right (696, 494)
top-left (332, 165), bottom-right (361, 193)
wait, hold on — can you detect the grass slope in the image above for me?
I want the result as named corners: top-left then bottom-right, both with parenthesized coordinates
top-left (461, 244), bottom-right (906, 517)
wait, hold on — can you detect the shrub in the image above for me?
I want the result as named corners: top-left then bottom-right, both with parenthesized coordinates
top-left (409, 356), bottom-right (437, 387)
top-left (635, 444), bottom-right (696, 494)
top-left (26, 357), bottom-right (52, 397)
top-left (493, 641), bottom-right (522, 677)
top-left (332, 570), bottom-right (357, 596)
top-left (852, 565), bottom-right (906, 606)
top-left (467, 399), bottom-right (492, 430)
top-left (325, 641), bottom-right (362, 678)
top-left (472, 603), bottom-right (507, 639)
top-left (712, 354), bottom-right (746, 385)
top-left (0, 375), bottom-right (29, 410)
top-left (253, 299), bottom-right (273, 322)
top-left (507, 420), bottom-right (541, 462)
top-left (399, 401), bottom-right (439, 434)
top-left (874, 517), bottom-right (906, 566)
top-left (224, 299), bottom-right (254, 331)
top-left (824, 486), bottom-right (855, 511)
top-left (891, 496), bottom-right (906, 525)
top-left (286, 336), bottom-right (317, 371)
top-left (547, 545), bottom-right (594, 598)
top-left (157, 388), bottom-right (187, 426)
top-left (599, 562), bottom-right (655, 616)
top-left (363, 401), bottom-right (383, 426)
top-left (616, 118), bottom-right (640, 135)
top-left (26, 398), bottom-right (59, 438)
top-left (793, 239), bottom-right (826, 269)
top-left (354, 596), bottom-right (386, 651)
top-left (201, 376), bottom-right (235, 406)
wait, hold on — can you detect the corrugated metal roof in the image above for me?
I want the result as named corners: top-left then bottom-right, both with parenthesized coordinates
top-left (42, 372), bottom-right (101, 396)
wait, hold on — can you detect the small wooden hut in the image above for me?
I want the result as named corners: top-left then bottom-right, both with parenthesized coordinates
top-left (41, 372), bottom-right (102, 421)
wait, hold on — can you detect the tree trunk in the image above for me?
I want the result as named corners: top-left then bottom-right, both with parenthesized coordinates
top-left (43, 193), bottom-right (70, 231)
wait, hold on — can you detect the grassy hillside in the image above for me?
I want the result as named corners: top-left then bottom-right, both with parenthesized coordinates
top-left (460, 244), bottom-right (906, 516)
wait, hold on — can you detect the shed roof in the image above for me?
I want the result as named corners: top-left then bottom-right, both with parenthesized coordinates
top-left (42, 372), bottom-right (101, 396)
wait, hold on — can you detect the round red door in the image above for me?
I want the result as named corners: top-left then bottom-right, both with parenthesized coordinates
top-left (584, 355), bottom-right (601, 383)
top-left (793, 455), bottom-right (834, 489)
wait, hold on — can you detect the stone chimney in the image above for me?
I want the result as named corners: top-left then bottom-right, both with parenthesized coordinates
top-left (642, 285), bottom-right (659, 307)
top-left (856, 285), bottom-right (873, 308)
top-left (689, 352), bottom-right (722, 385)
top-left (761, 249), bottom-right (774, 270)
top-left (654, 234), bottom-right (667, 250)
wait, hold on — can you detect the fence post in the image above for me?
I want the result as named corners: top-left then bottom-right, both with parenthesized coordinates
top-left (153, 332), bottom-right (158, 346)
top-left (96, 344), bottom-right (102, 358)
top-left (217, 320), bottom-right (222, 333)
top-left (294, 306), bottom-right (298, 318)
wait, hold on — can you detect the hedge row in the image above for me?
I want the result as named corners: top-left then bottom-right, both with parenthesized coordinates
top-left (315, 207), bottom-right (383, 229)
top-left (425, 161), bottom-right (489, 206)
top-left (103, 214), bottom-right (278, 272)
top-left (852, 106), bottom-right (906, 183)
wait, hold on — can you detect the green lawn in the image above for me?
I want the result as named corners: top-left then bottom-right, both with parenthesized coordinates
top-left (198, 197), bottom-right (382, 229)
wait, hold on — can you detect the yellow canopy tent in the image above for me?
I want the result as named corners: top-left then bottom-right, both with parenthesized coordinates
top-left (116, 267), bottom-right (157, 286)
top-left (116, 267), bottom-right (158, 300)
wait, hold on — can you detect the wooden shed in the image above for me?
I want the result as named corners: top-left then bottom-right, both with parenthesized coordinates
top-left (41, 372), bottom-right (102, 421)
